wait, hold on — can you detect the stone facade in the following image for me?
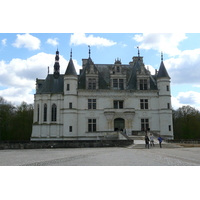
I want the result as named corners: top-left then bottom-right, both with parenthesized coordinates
top-left (31, 50), bottom-right (174, 141)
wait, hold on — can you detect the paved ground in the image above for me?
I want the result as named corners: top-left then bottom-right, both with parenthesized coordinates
top-left (0, 144), bottom-right (200, 166)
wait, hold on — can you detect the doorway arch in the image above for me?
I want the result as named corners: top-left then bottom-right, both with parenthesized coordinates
top-left (114, 118), bottom-right (125, 131)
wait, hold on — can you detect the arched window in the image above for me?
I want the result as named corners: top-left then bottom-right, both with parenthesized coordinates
top-left (51, 104), bottom-right (57, 122)
top-left (37, 104), bottom-right (40, 122)
top-left (43, 104), bottom-right (47, 122)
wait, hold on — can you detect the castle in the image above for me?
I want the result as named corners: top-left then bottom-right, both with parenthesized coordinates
top-left (31, 48), bottom-right (173, 140)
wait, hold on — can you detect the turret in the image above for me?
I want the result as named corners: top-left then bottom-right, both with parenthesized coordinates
top-left (157, 52), bottom-right (171, 96)
top-left (63, 49), bottom-right (78, 137)
top-left (157, 52), bottom-right (173, 139)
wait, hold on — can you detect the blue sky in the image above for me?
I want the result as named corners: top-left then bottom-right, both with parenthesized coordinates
top-left (1, 32), bottom-right (200, 110)
top-left (1, 0), bottom-right (200, 110)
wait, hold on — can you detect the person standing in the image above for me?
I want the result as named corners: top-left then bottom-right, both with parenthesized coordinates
top-left (149, 133), bottom-right (155, 147)
top-left (158, 135), bottom-right (163, 148)
top-left (145, 134), bottom-right (150, 149)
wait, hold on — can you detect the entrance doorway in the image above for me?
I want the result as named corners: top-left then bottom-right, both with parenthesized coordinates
top-left (114, 118), bottom-right (125, 131)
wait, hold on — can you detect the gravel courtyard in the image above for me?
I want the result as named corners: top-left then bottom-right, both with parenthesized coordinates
top-left (1, 146), bottom-right (200, 166)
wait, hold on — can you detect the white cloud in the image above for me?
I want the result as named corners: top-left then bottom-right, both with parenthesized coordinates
top-left (0, 52), bottom-right (82, 105)
top-left (133, 33), bottom-right (187, 56)
top-left (171, 91), bottom-right (200, 110)
top-left (165, 48), bottom-right (200, 84)
top-left (46, 38), bottom-right (59, 47)
top-left (70, 33), bottom-right (117, 47)
top-left (0, 87), bottom-right (34, 105)
top-left (177, 91), bottom-right (200, 105)
top-left (1, 38), bottom-right (7, 46)
top-left (12, 33), bottom-right (41, 50)
top-left (145, 64), bottom-right (156, 75)
top-left (171, 96), bottom-right (183, 110)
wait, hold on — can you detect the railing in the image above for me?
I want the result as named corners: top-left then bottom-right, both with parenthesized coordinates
top-left (118, 131), bottom-right (132, 140)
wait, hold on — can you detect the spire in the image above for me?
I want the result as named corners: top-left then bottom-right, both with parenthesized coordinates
top-left (53, 49), bottom-right (60, 79)
top-left (65, 49), bottom-right (77, 76)
top-left (137, 46), bottom-right (140, 57)
top-left (161, 51), bottom-right (163, 62)
top-left (70, 48), bottom-right (72, 59)
top-left (157, 59), bottom-right (170, 79)
top-left (88, 45), bottom-right (91, 58)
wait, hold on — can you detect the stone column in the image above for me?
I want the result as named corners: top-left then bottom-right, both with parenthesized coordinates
top-left (124, 111), bottom-right (135, 135)
top-left (104, 112), bottom-right (115, 131)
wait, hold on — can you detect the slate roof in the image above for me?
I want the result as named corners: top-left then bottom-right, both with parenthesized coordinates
top-left (36, 56), bottom-right (165, 94)
top-left (65, 58), bottom-right (77, 76)
top-left (36, 75), bottom-right (64, 94)
top-left (157, 61), bottom-right (170, 79)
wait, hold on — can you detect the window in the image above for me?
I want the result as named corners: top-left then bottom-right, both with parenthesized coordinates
top-left (140, 99), bottom-right (148, 109)
top-left (51, 104), bottom-right (57, 121)
top-left (43, 104), bottom-right (47, 122)
top-left (169, 125), bottom-right (171, 131)
top-left (114, 100), bottom-right (123, 109)
top-left (37, 104), bottom-right (40, 122)
top-left (141, 119), bottom-right (149, 131)
top-left (139, 79), bottom-right (147, 90)
top-left (166, 85), bottom-right (169, 91)
top-left (69, 126), bottom-right (72, 132)
top-left (69, 102), bottom-right (72, 109)
top-left (88, 119), bottom-right (96, 132)
top-left (167, 103), bottom-right (170, 109)
top-left (88, 78), bottom-right (97, 89)
top-left (113, 79), bottom-right (124, 89)
top-left (67, 84), bottom-right (70, 91)
top-left (88, 99), bottom-right (96, 109)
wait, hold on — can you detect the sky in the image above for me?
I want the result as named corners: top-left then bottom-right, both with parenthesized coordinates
top-left (1, 33), bottom-right (200, 110)
top-left (1, 0), bottom-right (200, 195)
top-left (1, 1), bottom-right (200, 111)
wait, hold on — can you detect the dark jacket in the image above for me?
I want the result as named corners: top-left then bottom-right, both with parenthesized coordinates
top-left (145, 135), bottom-right (150, 143)
top-left (158, 137), bottom-right (163, 143)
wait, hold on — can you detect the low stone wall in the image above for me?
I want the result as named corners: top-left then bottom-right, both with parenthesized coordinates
top-left (167, 139), bottom-right (200, 144)
top-left (0, 140), bottom-right (133, 150)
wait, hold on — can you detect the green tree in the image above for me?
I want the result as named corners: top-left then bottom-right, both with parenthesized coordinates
top-left (173, 105), bottom-right (200, 139)
top-left (11, 101), bottom-right (33, 140)
top-left (0, 97), bottom-right (33, 141)
top-left (0, 97), bottom-right (15, 140)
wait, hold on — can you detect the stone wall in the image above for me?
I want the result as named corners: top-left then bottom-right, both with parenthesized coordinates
top-left (0, 140), bottom-right (133, 150)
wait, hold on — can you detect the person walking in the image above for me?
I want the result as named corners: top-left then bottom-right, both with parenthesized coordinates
top-left (158, 135), bottom-right (163, 148)
top-left (149, 133), bottom-right (155, 147)
top-left (145, 134), bottom-right (150, 149)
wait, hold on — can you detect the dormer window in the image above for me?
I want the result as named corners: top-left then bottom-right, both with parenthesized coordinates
top-left (113, 79), bottom-right (124, 90)
top-left (139, 79), bottom-right (148, 90)
top-left (87, 78), bottom-right (97, 89)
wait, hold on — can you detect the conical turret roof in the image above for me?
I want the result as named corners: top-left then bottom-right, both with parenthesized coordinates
top-left (65, 58), bottom-right (77, 75)
top-left (157, 61), bottom-right (170, 79)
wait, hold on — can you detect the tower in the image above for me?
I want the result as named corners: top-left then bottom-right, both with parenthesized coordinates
top-left (63, 50), bottom-right (78, 138)
top-left (157, 52), bottom-right (173, 139)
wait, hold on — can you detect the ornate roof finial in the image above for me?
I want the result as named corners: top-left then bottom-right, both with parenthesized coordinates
top-left (88, 45), bottom-right (91, 58)
top-left (70, 48), bottom-right (72, 59)
top-left (56, 47), bottom-right (59, 54)
top-left (137, 46), bottom-right (140, 57)
top-left (161, 51), bottom-right (163, 62)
